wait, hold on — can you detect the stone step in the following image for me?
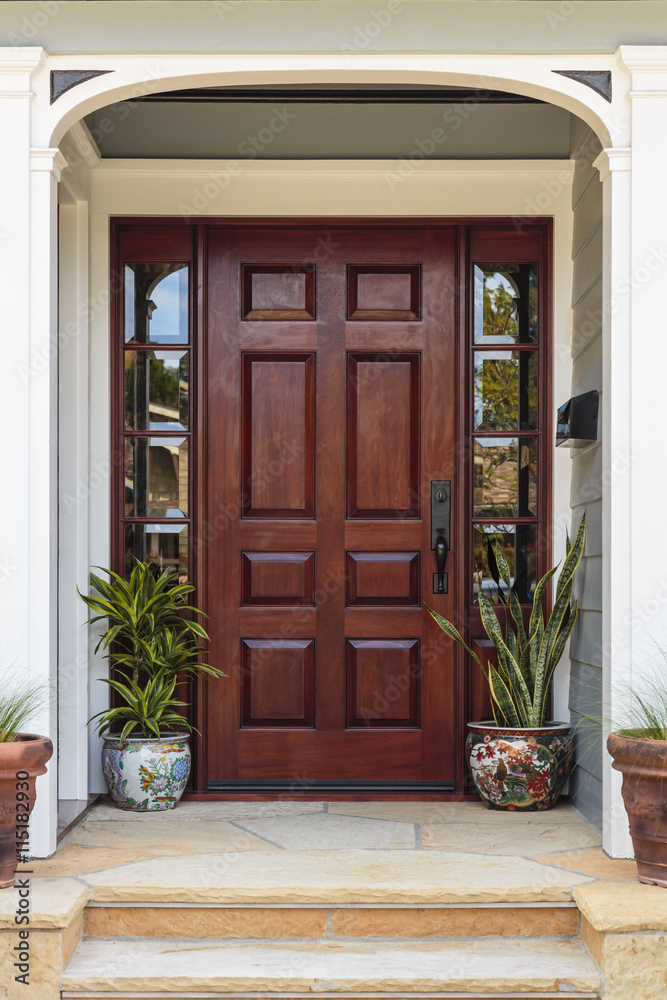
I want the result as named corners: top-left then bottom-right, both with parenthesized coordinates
top-left (61, 936), bottom-right (601, 997)
top-left (83, 901), bottom-right (580, 940)
top-left (80, 848), bottom-right (594, 906)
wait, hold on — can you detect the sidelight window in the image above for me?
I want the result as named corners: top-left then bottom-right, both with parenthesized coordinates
top-left (118, 252), bottom-right (192, 581)
top-left (470, 261), bottom-right (544, 606)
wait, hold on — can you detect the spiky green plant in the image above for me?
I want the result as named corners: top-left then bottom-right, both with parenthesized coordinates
top-left (79, 561), bottom-right (225, 740)
top-left (427, 514), bottom-right (586, 728)
top-left (79, 562), bottom-right (210, 687)
top-left (88, 671), bottom-right (191, 742)
top-left (0, 682), bottom-right (43, 743)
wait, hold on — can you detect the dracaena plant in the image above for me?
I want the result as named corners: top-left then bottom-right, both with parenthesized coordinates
top-left (427, 513), bottom-right (586, 728)
top-left (79, 561), bottom-right (225, 740)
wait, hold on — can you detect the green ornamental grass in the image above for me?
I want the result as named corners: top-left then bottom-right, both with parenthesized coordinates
top-left (0, 681), bottom-right (43, 743)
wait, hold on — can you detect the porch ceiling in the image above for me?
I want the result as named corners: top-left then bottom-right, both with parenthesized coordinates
top-left (84, 98), bottom-right (571, 159)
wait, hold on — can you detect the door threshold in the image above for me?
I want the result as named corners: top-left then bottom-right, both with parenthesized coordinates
top-left (189, 780), bottom-right (463, 800)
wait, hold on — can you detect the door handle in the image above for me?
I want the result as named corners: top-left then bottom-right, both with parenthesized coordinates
top-left (431, 481), bottom-right (451, 595)
top-left (435, 535), bottom-right (448, 594)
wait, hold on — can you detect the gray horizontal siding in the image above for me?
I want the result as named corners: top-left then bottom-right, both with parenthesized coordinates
top-left (567, 121), bottom-right (603, 830)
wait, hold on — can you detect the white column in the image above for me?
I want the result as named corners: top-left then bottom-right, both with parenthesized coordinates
top-left (28, 145), bottom-right (66, 858)
top-left (601, 46), bottom-right (667, 856)
top-left (0, 47), bottom-right (62, 858)
top-left (596, 147), bottom-right (633, 858)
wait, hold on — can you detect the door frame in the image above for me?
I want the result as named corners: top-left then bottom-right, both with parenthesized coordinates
top-left (110, 215), bottom-right (553, 799)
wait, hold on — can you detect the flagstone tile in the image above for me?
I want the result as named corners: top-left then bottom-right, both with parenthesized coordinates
top-left (232, 812), bottom-right (417, 850)
top-left (533, 847), bottom-right (638, 881)
top-left (29, 844), bottom-right (152, 877)
top-left (574, 880), bottom-right (667, 932)
top-left (61, 936), bottom-right (601, 995)
top-left (69, 820), bottom-right (278, 854)
top-left (0, 877), bottom-right (89, 929)
top-left (421, 821), bottom-right (601, 855)
top-left (82, 848), bottom-right (593, 904)
top-left (88, 800), bottom-right (326, 822)
top-left (329, 800), bottom-right (590, 824)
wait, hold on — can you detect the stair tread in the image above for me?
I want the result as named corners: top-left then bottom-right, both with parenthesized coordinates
top-left (63, 936), bottom-right (600, 993)
top-left (82, 848), bottom-right (593, 904)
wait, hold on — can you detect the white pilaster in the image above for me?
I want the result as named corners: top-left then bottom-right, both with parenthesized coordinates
top-left (0, 49), bottom-right (61, 857)
top-left (28, 145), bottom-right (66, 858)
top-left (596, 147), bottom-right (633, 858)
top-left (601, 45), bottom-right (667, 856)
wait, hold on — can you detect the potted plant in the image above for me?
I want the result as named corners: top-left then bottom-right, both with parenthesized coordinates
top-left (80, 561), bottom-right (225, 811)
top-left (606, 671), bottom-right (667, 886)
top-left (0, 679), bottom-right (52, 887)
top-left (427, 514), bottom-right (586, 811)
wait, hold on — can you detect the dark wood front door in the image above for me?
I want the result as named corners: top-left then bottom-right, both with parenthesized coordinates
top-left (205, 225), bottom-right (461, 790)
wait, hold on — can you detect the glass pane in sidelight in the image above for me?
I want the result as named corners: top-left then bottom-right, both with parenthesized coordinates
top-left (473, 350), bottom-right (537, 431)
top-left (473, 264), bottom-right (538, 344)
top-left (473, 523), bottom-right (537, 605)
top-left (125, 437), bottom-right (188, 518)
top-left (124, 350), bottom-right (189, 431)
top-left (124, 523), bottom-right (189, 582)
top-left (124, 263), bottom-right (189, 344)
top-left (473, 438), bottom-right (537, 517)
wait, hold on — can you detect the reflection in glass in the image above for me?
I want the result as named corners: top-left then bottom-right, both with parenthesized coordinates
top-left (473, 523), bottom-right (536, 605)
top-left (473, 438), bottom-right (537, 517)
top-left (473, 264), bottom-right (538, 344)
top-left (125, 437), bottom-right (188, 517)
top-left (124, 263), bottom-right (189, 344)
top-left (473, 351), bottom-right (537, 431)
top-left (125, 351), bottom-right (188, 431)
top-left (125, 523), bottom-right (188, 582)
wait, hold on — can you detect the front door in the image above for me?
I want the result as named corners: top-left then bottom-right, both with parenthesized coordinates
top-left (205, 225), bottom-right (460, 790)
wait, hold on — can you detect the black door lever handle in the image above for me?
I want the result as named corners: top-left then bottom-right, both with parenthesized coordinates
top-left (435, 535), bottom-right (448, 594)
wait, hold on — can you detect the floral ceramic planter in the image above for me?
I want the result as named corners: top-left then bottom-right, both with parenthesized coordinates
top-left (101, 733), bottom-right (191, 811)
top-left (466, 721), bottom-right (574, 811)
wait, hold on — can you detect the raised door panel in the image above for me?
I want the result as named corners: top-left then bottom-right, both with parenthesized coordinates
top-left (348, 265), bottom-right (421, 320)
top-left (242, 552), bottom-right (315, 606)
top-left (241, 639), bottom-right (315, 727)
top-left (242, 264), bottom-right (315, 320)
top-left (346, 552), bottom-right (420, 606)
top-left (242, 352), bottom-right (315, 517)
top-left (347, 639), bottom-right (420, 728)
top-left (347, 353), bottom-right (420, 518)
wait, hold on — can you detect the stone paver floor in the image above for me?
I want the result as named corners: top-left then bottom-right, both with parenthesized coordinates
top-left (31, 798), bottom-right (636, 885)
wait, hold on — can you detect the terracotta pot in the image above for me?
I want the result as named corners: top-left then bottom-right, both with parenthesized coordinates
top-left (608, 732), bottom-right (667, 886)
top-left (101, 733), bottom-right (191, 811)
top-left (466, 721), bottom-right (574, 811)
top-left (0, 734), bottom-right (53, 888)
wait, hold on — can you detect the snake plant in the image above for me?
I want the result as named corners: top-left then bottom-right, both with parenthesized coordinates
top-left (80, 561), bottom-right (225, 740)
top-left (427, 513), bottom-right (586, 728)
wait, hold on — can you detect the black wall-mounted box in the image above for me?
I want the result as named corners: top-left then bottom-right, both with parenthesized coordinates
top-left (556, 390), bottom-right (599, 448)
